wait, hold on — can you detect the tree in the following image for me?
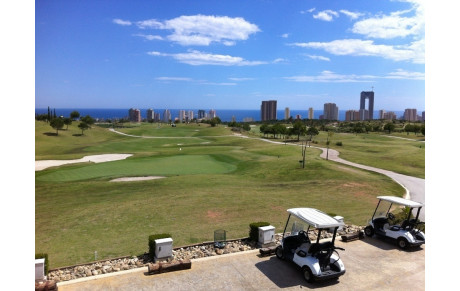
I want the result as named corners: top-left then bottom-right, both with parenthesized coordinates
top-left (63, 117), bottom-right (72, 130)
top-left (70, 111), bottom-right (80, 120)
top-left (384, 122), bottom-right (395, 134)
top-left (306, 126), bottom-right (319, 141)
top-left (290, 121), bottom-right (306, 141)
top-left (404, 124), bottom-right (413, 135)
top-left (78, 122), bottom-right (90, 135)
top-left (80, 115), bottom-right (95, 126)
top-left (326, 130), bottom-right (334, 160)
top-left (242, 123), bottom-right (251, 131)
top-left (50, 118), bottom-right (64, 135)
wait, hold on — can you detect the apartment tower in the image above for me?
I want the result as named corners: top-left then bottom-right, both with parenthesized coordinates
top-left (360, 91), bottom-right (374, 120)
top-left (323, 103), bottom-right (338, 120)
top-left (261, 100), bottom-right (277, 121)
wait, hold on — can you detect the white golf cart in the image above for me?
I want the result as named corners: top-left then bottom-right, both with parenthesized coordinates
top-left (275, 208), bottom-right (346, 283)
top-left (364, 196), bottom-right (425, 249)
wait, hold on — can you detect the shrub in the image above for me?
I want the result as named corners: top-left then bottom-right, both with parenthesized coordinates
top-left (336, 141), bottom-right (343, 146)
top-left (35, 253), bottom-right (49, 275)
top-left (148, 233), bottom-right (172, 262)
top-left (249, 222), bottom-right (270, 242)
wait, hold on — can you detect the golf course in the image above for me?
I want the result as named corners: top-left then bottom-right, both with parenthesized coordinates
top-left (35, 120), bottom-right (425, 269)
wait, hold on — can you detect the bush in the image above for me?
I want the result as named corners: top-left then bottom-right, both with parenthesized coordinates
top-left (35, 253), bottom-right (49, 275)
top-left (148, 233), bottom-right (172, 262)
top-left (335, 141), bottom-right (343, 146)
top-left (249, 222), bottom-right (270, 242)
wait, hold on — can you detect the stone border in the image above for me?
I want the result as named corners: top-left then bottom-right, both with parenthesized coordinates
top-left (48, 225), bottom-right (364, 283)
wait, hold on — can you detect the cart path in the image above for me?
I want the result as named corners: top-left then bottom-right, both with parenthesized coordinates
top-left (108, 129), bottom-right (425, 220)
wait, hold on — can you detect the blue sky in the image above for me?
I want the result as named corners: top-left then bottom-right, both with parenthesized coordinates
top-left (35, 0), bottom-right (425, 112)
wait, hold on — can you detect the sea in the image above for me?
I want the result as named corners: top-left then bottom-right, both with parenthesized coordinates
top-left (35, 108), bottom-right (405, 122)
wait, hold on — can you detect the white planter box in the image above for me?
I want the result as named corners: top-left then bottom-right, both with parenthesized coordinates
top-left (155, 238), bottom-right (173, 260)
top-left (258, 225), bottom-right (275, 244)
top-left (35, 258), bottom-right (45, 281)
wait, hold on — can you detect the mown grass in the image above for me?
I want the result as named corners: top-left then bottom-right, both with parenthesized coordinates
top-left (313, 132), bottom-right (425, 178)
top-left (35, 121), bottom-right (421, 268)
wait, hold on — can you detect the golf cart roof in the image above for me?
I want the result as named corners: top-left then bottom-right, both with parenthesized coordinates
top-left (287, 208), bottom-right (344, 228)
top-left (377, 196), bottom-right (423, 208)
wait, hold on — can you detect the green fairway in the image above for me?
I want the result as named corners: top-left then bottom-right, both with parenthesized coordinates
top-left (36, 154), bottom-right (237, 182)
top-left (35, 120), bottom-right (423, 268)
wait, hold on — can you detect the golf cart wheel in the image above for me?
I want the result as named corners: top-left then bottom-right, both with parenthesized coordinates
top-left (275, 246), bottom-right (284, 260)
top-left (364, 226), bottom-right (374, 237)
top-left (302, 266), bottom-right (315, 283)
top-left (397, 237), bottom-right (409, 249)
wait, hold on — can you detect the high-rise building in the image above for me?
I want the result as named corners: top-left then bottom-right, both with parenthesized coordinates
top-left (188, 110), bottom-right (194, 121)
top-left (359, 109), bottom-right (369, 121)
top-left (295, 114), bottom-right (302, 120)
top-left (345, 110), bottom-right (360, 121)
top-left (404, 109), bottom-right (417, 121)
top-left (198, 110), bottom-right (206, 119)
top-left (154, 112), bottom-right (161, 122)
top-left (378, 110), bottom-right (386, 119)
top-left (383, 112), bottom-right (396, 120)
top-left (209, 109), bottom-right (216, 119)
top-left (284, 107), bottom-right (290, 120)
top-left (422, 111), bottom-right (425, 121)
top-left (360, 91), bottom-right (374, 120)
top-left (261, 100), bottom-right (277, 121)
top-left (308, 107), bottom-right (314, 120)
top-left (163, 109), bottom-right (171, 123)
top-left (323, 103), bottom-right (338, 120)
top-left (147, 109), bottom-right (154, 122)
top-left (128, 108), bottom-right (141, 122)
top-left (179, 110), bottom-right (186, 123)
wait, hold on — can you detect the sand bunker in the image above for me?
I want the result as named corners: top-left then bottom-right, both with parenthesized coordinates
top-left (109, 176), bottom-right (166, 182)
top-left (35, 154), bottom-right (133, 171)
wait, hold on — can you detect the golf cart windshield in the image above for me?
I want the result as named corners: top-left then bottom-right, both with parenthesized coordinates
top-left (374, 196), bottom-right (423, 222)
top-left (373, 200), bottom-right (394, 219)
top-left (284, 214), bottom-right (308, 236)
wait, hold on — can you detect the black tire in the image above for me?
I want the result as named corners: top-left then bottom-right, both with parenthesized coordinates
top-left (302, 266), bottom-right (315, 283)
top-left (364, 226), bottom-right (374, 237)
top-left (275, 246), bottom-right (284, 260)
top-left (397, 237), bottom-right (409, 249)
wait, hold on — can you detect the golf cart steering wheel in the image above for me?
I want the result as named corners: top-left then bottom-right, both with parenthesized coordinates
top-left (298, 230), bottom-right (309, 241)
top-left (388, 213), bottom-right (395, 221)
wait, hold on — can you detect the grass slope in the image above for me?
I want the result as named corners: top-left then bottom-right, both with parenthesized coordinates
top-left (35, 121), bottom-right (420, 268)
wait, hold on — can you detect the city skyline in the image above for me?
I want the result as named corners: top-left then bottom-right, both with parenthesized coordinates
top-left (35, 0), bottom-right (425, 111)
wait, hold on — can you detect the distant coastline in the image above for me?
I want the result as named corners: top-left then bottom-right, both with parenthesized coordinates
top-left (35, 108), bottom-right (406, 122)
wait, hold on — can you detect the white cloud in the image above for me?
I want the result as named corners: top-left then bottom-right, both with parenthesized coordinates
top-left (313, 10), bottom-right (339, 21)
top-left (228, 77), bottom-right (255, 81)
top-left (301, 8), bottom-right (316, 14)
top-left (384, 69), bottom-right (424, 80)
top-left (284, 69), bottom-right (424, 83)
top-left (281, 33), bottom-right (289, 38)
top-left (136, 15), bottom-right (259, 46)
top-left (351, 1), bottom-right (424, 39)
top-left (113, 19), bottom-right (132, 26)
top-left (136, 19), bottom-right (164, 29)
top-left (339, 10), bottom-right (364, 20)
top-left (290, 39), bottom-right (424, 63)
top-left (155, 77), bottom-right (194, 82)
top-left (203, 82), bottom-right (237, 86)
top-left (273, 58), bottom-right (287, 63)
top-left (148, 50), bottom-right (267, 66)
top-left (306, 55), bottom-right (330, 61)
top-left (133, 34), bottom-right (163, 41)
top-left (285, 71), bottom-right (374, 83)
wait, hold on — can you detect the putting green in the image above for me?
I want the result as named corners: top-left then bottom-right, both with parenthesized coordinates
top-left (36, 154), bottom-right (237, 182)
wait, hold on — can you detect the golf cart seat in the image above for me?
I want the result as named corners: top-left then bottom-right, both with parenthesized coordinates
top-left (373, 217), bottom-right (389, 230)
top-left (308, 241), bottom-right (334, 255)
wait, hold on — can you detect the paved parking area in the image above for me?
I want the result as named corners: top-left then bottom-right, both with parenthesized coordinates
top-left (58, 237), bottom-right (424, 291)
